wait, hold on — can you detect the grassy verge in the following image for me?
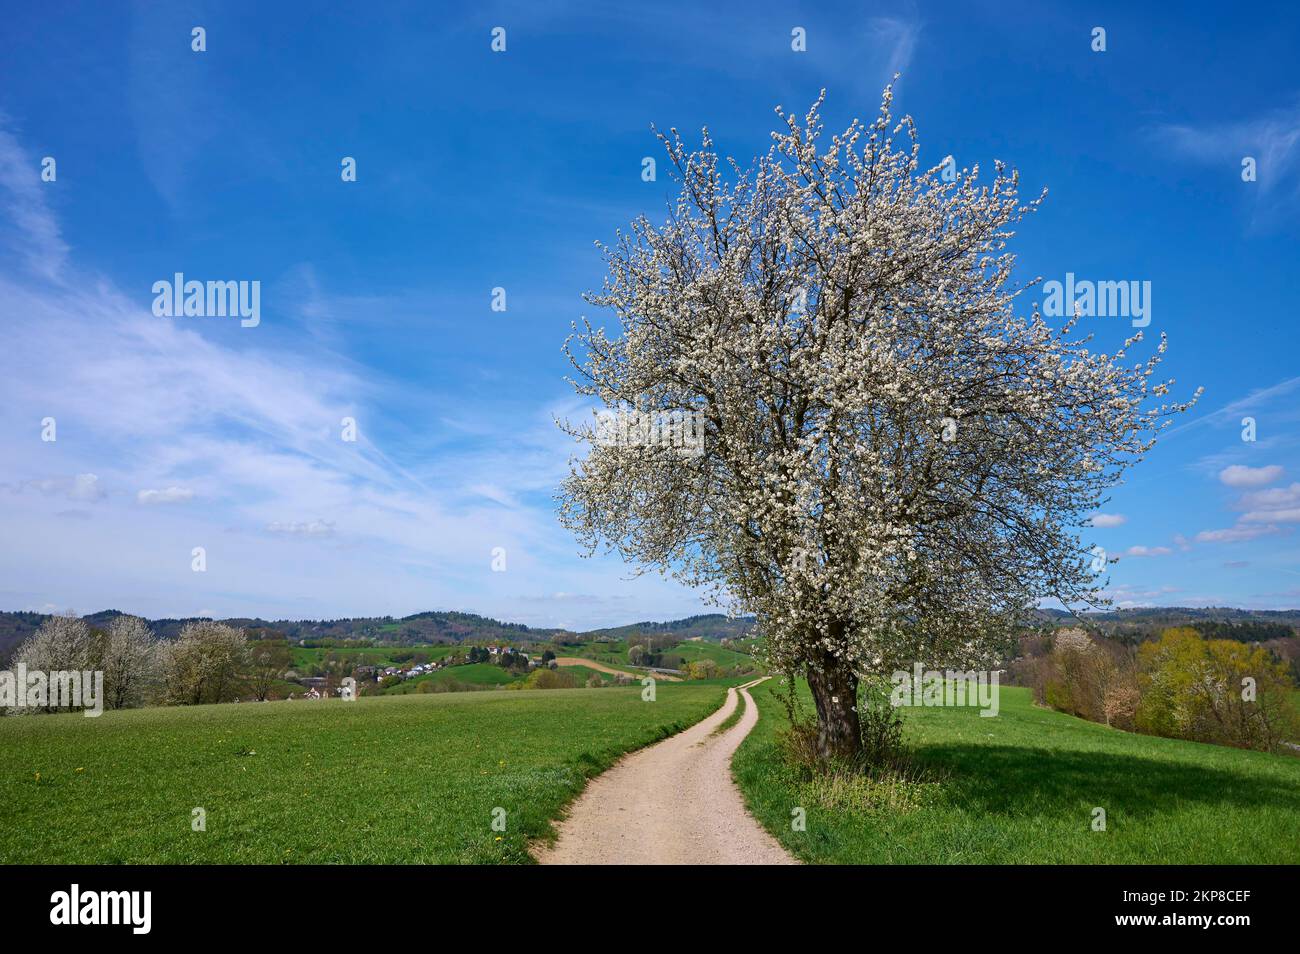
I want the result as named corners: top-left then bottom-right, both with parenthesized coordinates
top-left (0, 683), bottom-right (726, 864)
top-left (734, 680), bottom-right (1300, 864)
top-left (712, 688), bottom-right (747, 736)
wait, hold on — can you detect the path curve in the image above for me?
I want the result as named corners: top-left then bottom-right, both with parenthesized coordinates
top-left (533, 677), bottom-right (795, 865)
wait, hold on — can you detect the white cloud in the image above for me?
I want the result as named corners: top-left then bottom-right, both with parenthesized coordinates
top-left (1237, 481), bottom-right (1300, 509)
top-left (1218, 464), bottom-right (1283, 488)
top-left (69, 474), bottom-right (103, 501)
top-left (1088, 512), bottom-right (1127, 528)
top-left (1234, 482), bottom-right (1300, 526)
top-left (1242, 508), bottom-right (1300, 524)
top-left (1122, 545), bottom-right (1172, 558)
top-left (16, 473), bottom-right (105, 502)
top-left (137, 487), bottom-right (195, 505)
top-left (266, 520), bottom-right (336, 537)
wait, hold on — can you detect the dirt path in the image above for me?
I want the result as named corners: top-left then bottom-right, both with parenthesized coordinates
top-left (533, 677), bottom-right (796, 865)
top-left (553, 656), bottom-right (683, 682)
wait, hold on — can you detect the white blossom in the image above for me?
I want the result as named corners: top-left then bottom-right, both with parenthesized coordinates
top-left (557, 86), bottom-right (1197, 758)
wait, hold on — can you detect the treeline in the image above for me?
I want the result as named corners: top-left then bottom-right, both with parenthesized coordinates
top-left (588, 614), bottom-right (757, 642)
top-left (2, 613), bottom-right (297, 714)
top-left (1016, 627), bottom-right (1299, 754)
top-left (1188, 620), bottom-right (1296, 642)
top-left (1079, 615), bottom-right (1298, 648)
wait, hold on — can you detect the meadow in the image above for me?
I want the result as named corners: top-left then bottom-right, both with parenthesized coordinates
top-left (733, 681), bottom-right (1300, 864)
top-left (557, 638), bottom-right (757, 672)
top-left (0, 683), bottom-right (727, 864)
top-left (8, 672), bottom-right (1296, 866)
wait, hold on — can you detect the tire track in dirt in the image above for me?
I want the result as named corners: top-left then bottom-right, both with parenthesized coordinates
top-left (533, 677), bottom-right (795, 865)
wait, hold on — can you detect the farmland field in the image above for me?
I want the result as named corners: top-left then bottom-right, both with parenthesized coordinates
top-left (733, 681), bottom-right (1300, 864)
top-left (672, 640), bottom-right (758, 669)
top-left (0, 683), bottom-right (727, 864)
top-left (553, 638), bottom-right (758, 673)
top-left (553, 663), bottom-right (618, 685)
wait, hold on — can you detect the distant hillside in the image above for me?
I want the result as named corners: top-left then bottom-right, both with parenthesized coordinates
top-left (4, 605), bottom-right (1295, 664)
top-left (0, 608), bottom-right (754, 663)
top-left (1085, 606), bottom-right (1300, 626)
top-left (0, 611), bottom-right (46, 664)
top-left (584, 614), bottom-right (757, 642)
top-left (0, 609), bottom-right (562, 662)
top-left (1049, 606), bottom-right (1300, 645)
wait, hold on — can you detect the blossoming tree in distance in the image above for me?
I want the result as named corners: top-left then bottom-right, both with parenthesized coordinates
top-left (557, 84), bottom-right (1199, 764)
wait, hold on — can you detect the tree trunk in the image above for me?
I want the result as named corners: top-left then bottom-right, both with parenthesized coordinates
top-left (806, 649), bottom-right (862, 763)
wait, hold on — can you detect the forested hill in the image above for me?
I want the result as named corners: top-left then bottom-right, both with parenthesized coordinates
top-left (0, 609), bottom-right (757, 662)
top-left (3, 606), bottom-right (1296, 664)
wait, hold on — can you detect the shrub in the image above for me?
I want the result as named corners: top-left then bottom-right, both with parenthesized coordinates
top-left (1136, 628), bottom-right (1298, 752)
top-left (519, 668), bottom-right (578, 690)
top-left (685, 659), bottom-right (720, 680)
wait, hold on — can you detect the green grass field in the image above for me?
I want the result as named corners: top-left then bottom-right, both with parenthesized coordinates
top-left (733, 680), bottom-right (1300, 864)
top-left (552, 638), bottom-right (758, 673)
top-left (672, 641), bottom-right (758, 669)
top-left (556, 640), bottom-right (634, 666)
top-left (0, 684), bottom-right (727, 864)
top-left (554, 663), bottom-right (616, 685)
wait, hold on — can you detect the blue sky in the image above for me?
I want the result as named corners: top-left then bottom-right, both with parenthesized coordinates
top-left (1, 0), bottom-right (1298, 628)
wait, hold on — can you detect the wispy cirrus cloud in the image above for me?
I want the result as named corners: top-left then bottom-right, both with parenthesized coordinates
top-left (0, 115), bottom-right (708, 627)
top-left (869, 15), bottom-right (921, 80)
top-left (1195, 524), bottom-right (1283, 544)
top-left (0, 114), bottom-right (68, 281)
top-left (1154, 100), bottom-right (1300, 229)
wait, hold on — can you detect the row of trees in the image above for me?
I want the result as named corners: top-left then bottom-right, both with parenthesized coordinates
top-left (1025, 627), bottom-right (1298, 753)
top-left (4, 613), bottom-right (275, 713)
top-left (627, 644), bottom-right (685, 670)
